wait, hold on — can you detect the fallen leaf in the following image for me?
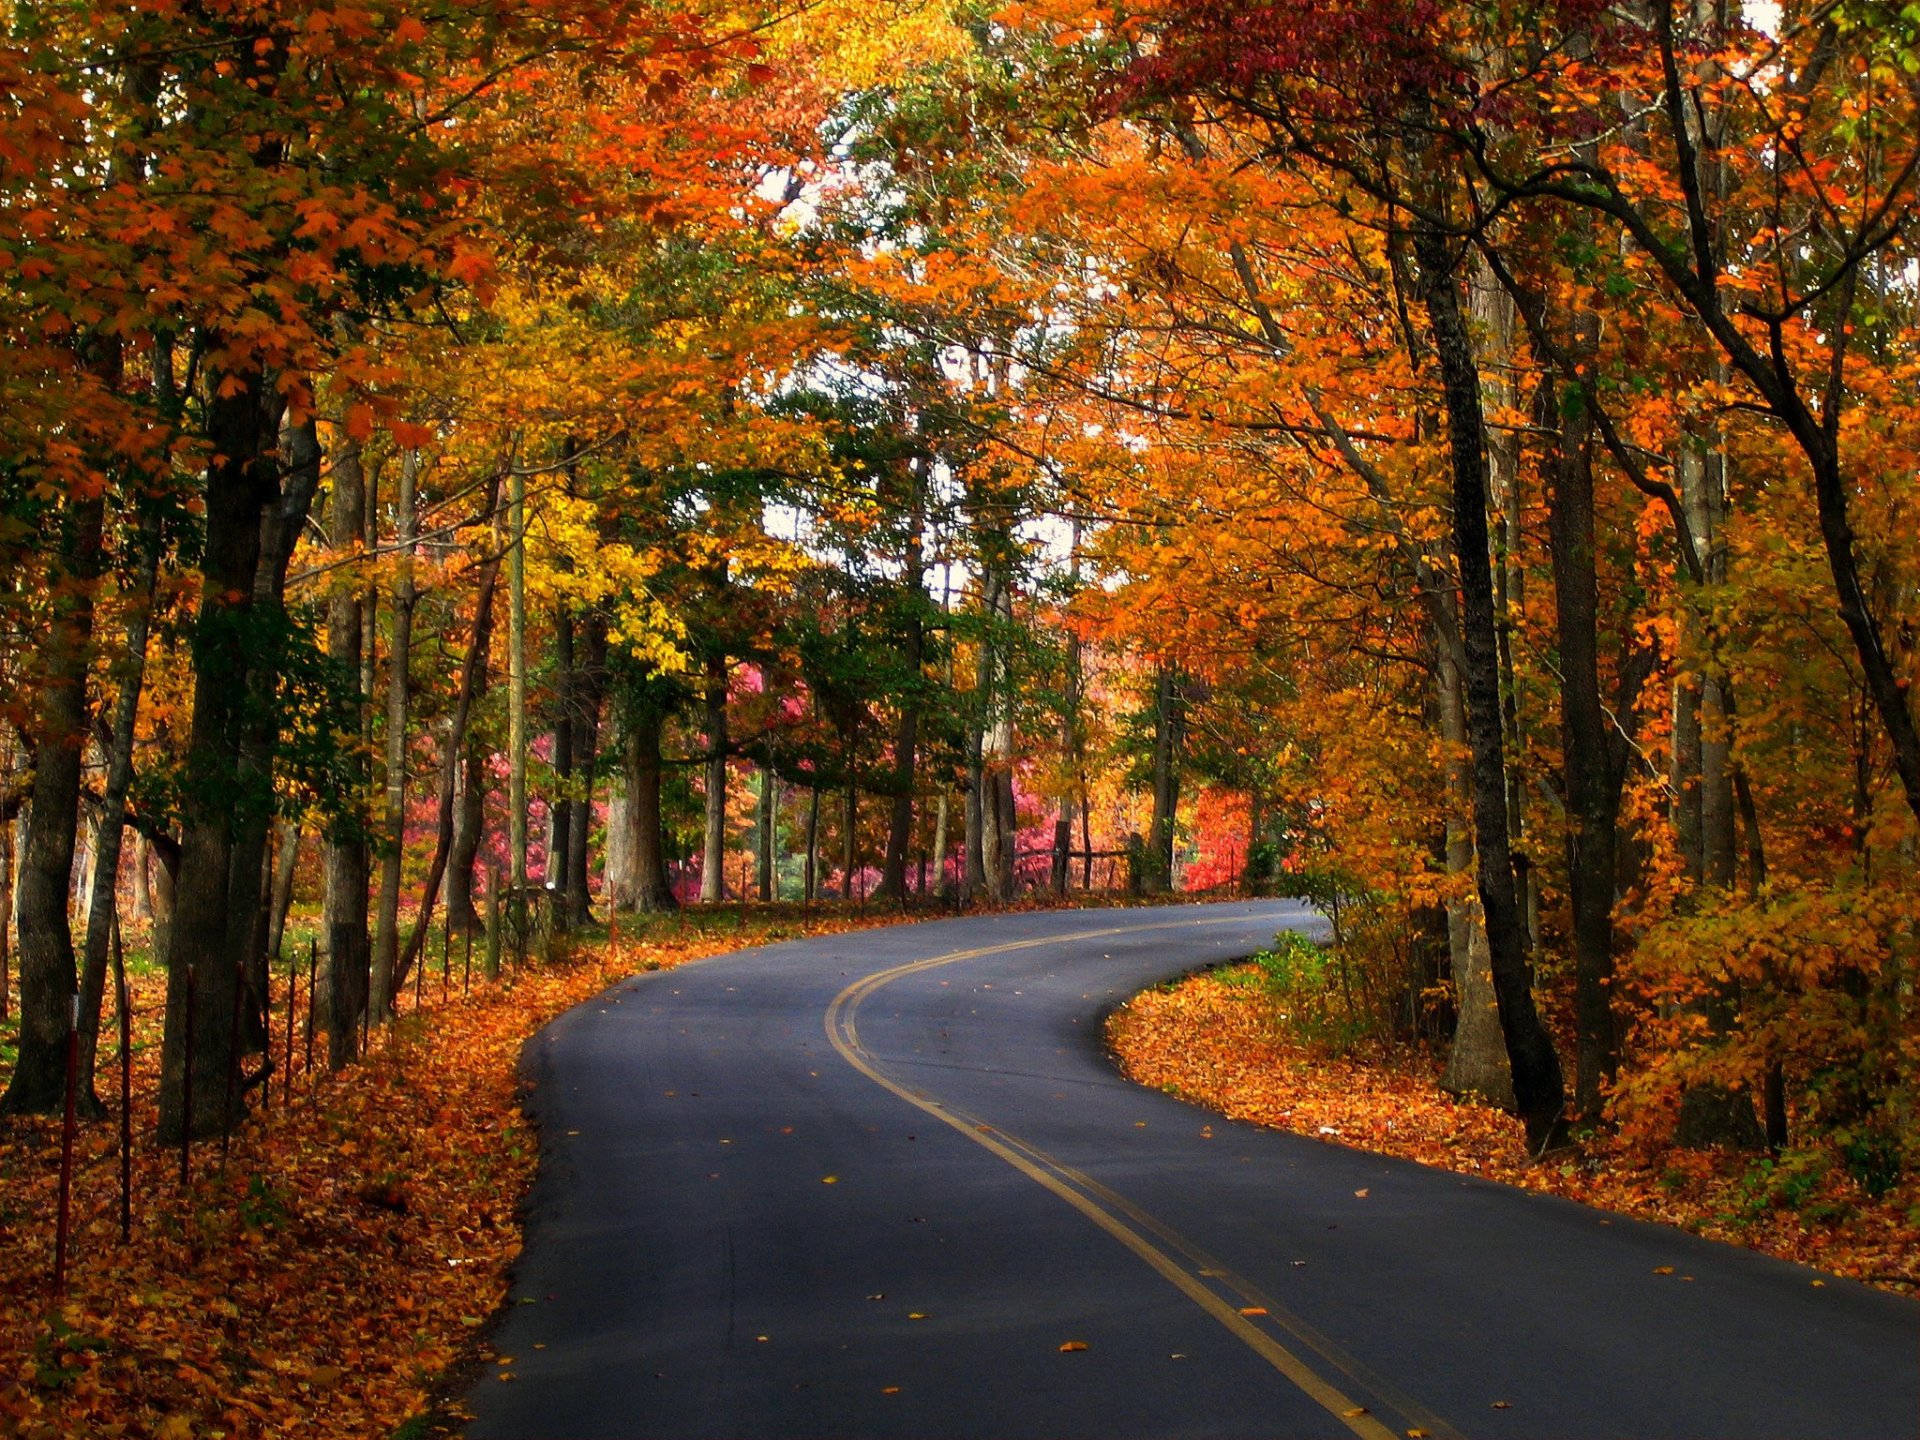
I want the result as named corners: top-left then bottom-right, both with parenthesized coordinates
top-left (882, 1386), bottom-right (901, 1395)
top-left (1354, 1189), bottom-right (1369, 1199)
top-left (1238, 1306), bottom-right (1268, 1317)
top-left (822, 1176), bottom-right (838, 1185)
top-left (1653, 1266), bottom-right (1674, 1275)
top-left (1059, 1340), bottom-right (1088, 1352)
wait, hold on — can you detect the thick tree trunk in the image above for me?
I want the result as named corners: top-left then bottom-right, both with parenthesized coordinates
top-left (1, 492), bottom-right (105, 1116)
top-left (700, 654), bottom-right (729, 903)
top-left (372, 451), bottom-right (419, 1021)
top-left (324, 439), bottom-right (371, 1068)
top-left (932, 789), bottom-right (952, 900)
top-left (1417, 229), bottom-right (1568, 1152)
top-left (1545, 353), bottom-right (1624, 1121)
top-left (1436, 629), bottom-right (1516, 1109)
top-left (1146, 666), bottom-right (1183, 895)
top-left (159, 373), bottom-right (281, 1141)
top-left (964, 727), bottom-right (986, 899)
top-left (620, 704), bottom-right (678, 911)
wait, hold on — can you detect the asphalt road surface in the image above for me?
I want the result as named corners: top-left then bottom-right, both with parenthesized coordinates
top-left (461, 901), bottom-right (1918, 1440)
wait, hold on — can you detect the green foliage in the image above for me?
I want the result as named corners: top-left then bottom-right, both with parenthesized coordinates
top-left (1723, 1150), bottom-right (1830, 1226)
top-left (1836, 1124), bottom-right (1906, 1198)
top-left (1242, 931), bottom-right (1371, 1051)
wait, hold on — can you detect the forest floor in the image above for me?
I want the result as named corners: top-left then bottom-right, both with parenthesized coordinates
top-left (1108, 964), bottom-right (1920, 1298)
top-left (0, 898), bottom-right (983, 1440)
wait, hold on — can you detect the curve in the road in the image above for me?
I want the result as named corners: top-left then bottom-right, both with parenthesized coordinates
top-left (825, 918), bottom-right (1419, 1440)
top-left (462, 901), bottom-right (1918, 1440)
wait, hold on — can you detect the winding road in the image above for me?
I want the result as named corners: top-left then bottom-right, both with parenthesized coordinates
top-left (461, 901), bottom-right (1917, 1440)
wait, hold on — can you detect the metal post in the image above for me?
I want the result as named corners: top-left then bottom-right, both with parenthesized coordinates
top-left (53, 992), bottom-right (78, 1294)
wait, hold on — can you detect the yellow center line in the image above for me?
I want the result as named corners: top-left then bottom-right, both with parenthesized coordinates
top-left (823, 915), bottom-right (1452, 1440)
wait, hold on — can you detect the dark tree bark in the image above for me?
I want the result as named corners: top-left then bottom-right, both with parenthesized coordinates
top-left (74, 530), bottom-right (161, 1103)
top-left (877, 463), bottom-right (927, 901)
top-left (549, 605), bottom-right (575, 899)
top-left (1544, 360), bottom-right (1623, 1121)
top-left (564, 616), bottom-right (606, 925)
top-left (700, 652), bottom-right (729, 903)
top-left (1415, 227), bottom-right (1569, 1152)
top-left (620, 702), bottom-right (678, 912)
top-left (1146, 666), bottom-right (1184, 894)
top-left (445, 605), bottom-right (493, 935)
top-left (0, 491), bottom-right (105, 1116)
top-left (158, 372), bottom-right (283, 1141)
top-left (323, 439), bottom-right (371, 1070)
top-left (756, 752), bottom-right (776, 902)
top-left (372, 450), bottom-right (418, 1020)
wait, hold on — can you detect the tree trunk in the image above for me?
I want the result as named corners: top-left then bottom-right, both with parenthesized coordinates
top-left (932, 789), bottom-right (952, 900)
top-left (877, 465), bottom-right (927, 900)
top-left (1, 490), bottom-right (105, 1116)
top-left (1436, 627), bottom-right (1516, 1109)
top-left (266, 821), bottom-right (299, 965)
top-left (980, 571), bottom-right (1017, 902)
top-left (324, 439), bottom-right (371, 1068)
top-left (445, 642), bottom-right (491, 936)
top-left (1147, 666), bottom-right (1183, 895)
top-left (506, 459), bottom-right (530, 966)
top-left (395, 469), bottom-right (508, 991)
top-left (804, 783), bottom-right (821, 903)
top-left (159, 371), bottom-right (281, 1141)
top-left (73, 526), bottom-right (160, 1107)
top-left (700, 653), bottom-right (729, 903)
top-left (756, 753), bottom-right (777, 902)
top-left (620, 703), bottom-right (678, 911)
top-left (564, 616), bottom-right (606, 925)
top-left (550, 606), bottom-right (575, 898)
top-left (1416, 228), bottom-right (1567, 1152)
top-left (372, 450), bottom-right (419, 1021)
top-left (1545, 348), bottom-right (1624, 1121)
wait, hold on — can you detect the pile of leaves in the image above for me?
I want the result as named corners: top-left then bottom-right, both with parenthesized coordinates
top-left (1109, 965), bottom-right (1920, 1294)
top-left (0, 905), bottom-right (905, 1440)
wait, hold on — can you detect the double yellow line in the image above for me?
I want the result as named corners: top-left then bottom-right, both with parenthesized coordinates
top-left (823, 917), bottom-right (1463, 1440)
